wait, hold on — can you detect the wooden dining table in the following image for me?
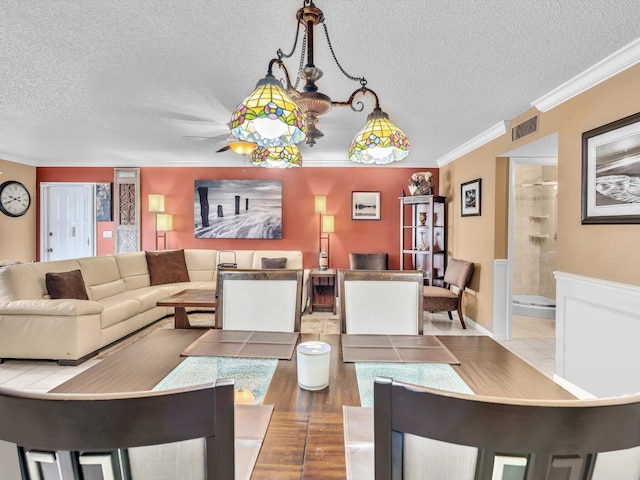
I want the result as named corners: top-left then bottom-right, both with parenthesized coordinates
top-left (53, 329), bottom-right (574, 479)
top-left (253, 333), bottom-right (358, 479)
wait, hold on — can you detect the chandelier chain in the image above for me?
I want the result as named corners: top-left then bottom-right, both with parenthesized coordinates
top-left (293, 33), bottom-right (307, 90)
top-left (322, 23), bottom-right (366, 86)
top-left (277, 22), bottom-right (302, 61)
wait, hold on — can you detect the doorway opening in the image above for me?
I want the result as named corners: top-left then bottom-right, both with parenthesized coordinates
top-left (503, 133), bottom-right (558, 340)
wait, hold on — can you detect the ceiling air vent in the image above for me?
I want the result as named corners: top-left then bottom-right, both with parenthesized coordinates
top-left (511, 115), bottom-right (538, 141)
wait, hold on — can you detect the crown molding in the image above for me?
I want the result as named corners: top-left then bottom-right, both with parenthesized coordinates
top-left (436, 121), bottom-right (507, 167)
top-left (532, 37), bottom-right (640, 112)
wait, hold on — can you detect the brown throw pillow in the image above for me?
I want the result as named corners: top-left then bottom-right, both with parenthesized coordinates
top-left (146, 249), bottom-right (190, 285)
top-left (261, 257), bottom-right (287, 269)
top-left (46, 269), bottom-right (89, 300)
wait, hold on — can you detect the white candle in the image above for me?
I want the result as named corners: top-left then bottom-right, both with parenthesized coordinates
top-left (297, 341), bottom-right (331, 391)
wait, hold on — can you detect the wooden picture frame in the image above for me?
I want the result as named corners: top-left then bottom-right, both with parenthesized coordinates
top-left (581, 111), bottom-right (640, 224)
top-left (194, 179), bottom-right (283, 238)
top-left (352, 191), bottom-right (381, 220)
top-left (460, 178), bottom-right (481, 217)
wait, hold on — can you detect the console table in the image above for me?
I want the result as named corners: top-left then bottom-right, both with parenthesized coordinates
top-left (308, 268), bottom-right (336, 314)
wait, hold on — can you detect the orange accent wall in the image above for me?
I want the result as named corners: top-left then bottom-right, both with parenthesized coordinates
top-left (37, 166), bottom-right (439, 269)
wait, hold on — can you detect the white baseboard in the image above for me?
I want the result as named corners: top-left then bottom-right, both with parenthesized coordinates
top-left (552, 374), bottom-right (596, 400)
top-left (463, 316), bottom-right (497, 338)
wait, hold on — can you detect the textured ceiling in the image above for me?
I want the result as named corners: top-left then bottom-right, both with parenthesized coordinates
top-left (1, 1), bottom-right (639, 168)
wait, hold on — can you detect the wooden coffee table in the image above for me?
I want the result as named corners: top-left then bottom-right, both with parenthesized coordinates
top-left (156, 289), bottom-right (217, 329)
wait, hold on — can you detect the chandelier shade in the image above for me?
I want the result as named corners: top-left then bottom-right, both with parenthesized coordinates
top-left (349, 108), bottom-right (410, 165)
top-left (230, 74), bottom-right (306, 148)
top-left (228, 140), bottom-right (257, 155)
top-left (250, 144), bottom-right (302, 168)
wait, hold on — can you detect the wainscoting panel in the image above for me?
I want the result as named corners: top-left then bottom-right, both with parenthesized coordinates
top-left (555, 271), bottom-right (640, 397)
top-left (493, 259), bottom-right (509, 340)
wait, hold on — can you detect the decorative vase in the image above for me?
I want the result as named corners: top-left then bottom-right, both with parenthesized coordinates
top-left (419, 212), bottom-right (427, 226)
top-left (319, 250), bottom-right (328, 270)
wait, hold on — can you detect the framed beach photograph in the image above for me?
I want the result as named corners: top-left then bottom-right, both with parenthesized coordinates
top-left (352, 191), bottom-right (381, 220)
top-left (582, 111), bottom-right (640, 224)
top-left (193, 179), bottom-right (282, 239)
top-left (460, 178), bottom-right (481, 217)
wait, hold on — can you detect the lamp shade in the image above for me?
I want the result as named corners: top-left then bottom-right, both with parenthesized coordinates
top-left (349, 108), bottom-right (410, 165)
top-left (250, 144), bottom-right (302, 168)
top-left (156, 213), bottom-right (173, 232)
top-left (228, 140), bottom-right (257, 155)
top-left (322, 215), bottom-right (335, 233)
top-left (231, 73), bottom-right (306, 148)
top-left (314, 195), bottom-right (327, 214)
top-left (148, 194), bottom-right (165, 213)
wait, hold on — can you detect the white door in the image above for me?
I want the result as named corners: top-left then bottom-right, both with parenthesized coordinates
top-left (41, 183), bottom-right (96, 261)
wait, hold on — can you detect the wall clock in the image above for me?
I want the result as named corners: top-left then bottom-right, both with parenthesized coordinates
top-left (0, 180), bottom-right (31, 217)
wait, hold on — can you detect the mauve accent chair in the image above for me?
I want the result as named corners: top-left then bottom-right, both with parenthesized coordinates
top-left (423, 257), bottom-right (474, 329)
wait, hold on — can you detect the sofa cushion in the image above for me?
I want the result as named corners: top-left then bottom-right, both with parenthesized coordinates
top-left (261, 257), bottom-right (287, 269)
top-left (146, 250), bottom-right (190, 286)
top-left (45, 270), bottom-right (89, 300)
top-left (184, 249), bottom-right (216, 282)
top-left (116, 252), bottom-right (152, 290)
top-left (98, 296), bottom-right (142, 329)
top-left (252, 250), bottom-right (302, 269)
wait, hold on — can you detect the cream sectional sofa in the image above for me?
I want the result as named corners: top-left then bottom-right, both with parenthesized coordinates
top-left (0, 249), bottom-right (308, 365)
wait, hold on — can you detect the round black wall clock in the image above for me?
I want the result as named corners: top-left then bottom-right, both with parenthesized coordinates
top-left (0, 180), bottom-right (31, 217)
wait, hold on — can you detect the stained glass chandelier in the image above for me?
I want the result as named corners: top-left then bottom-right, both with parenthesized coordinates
top-left (230, 0), bottom-right (409, 166)
top-left (250, 144), bottom-right (302, 168)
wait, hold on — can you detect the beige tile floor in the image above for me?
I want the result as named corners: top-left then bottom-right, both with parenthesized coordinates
top-left (0, 312), bottom-right (556, 392)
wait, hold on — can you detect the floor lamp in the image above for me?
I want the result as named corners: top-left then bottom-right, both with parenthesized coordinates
top-left (320, 215), bottom-right (334, 270)
top-left (155, 213), bottom-right (173, 250)
top-left (148, 194), bottom-right (165, 250)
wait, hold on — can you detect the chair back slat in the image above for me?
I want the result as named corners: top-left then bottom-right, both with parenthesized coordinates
top-left (374, 377), bottom-right (640, 480)
top-left (339, 270), bottom-right (423, 335)
top-left (0, 380), bottom-right (235, 479)
top-left (217, 268), bottom-right (303, 332)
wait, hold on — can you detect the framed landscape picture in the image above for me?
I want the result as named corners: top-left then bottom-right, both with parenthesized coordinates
top-left (352, 191), bottom-right (381, 220)
top-left (194, 179), bottom-right (282, 238)
top-left (460, 178), bottom-right (481, 217)
top-left (581, 111), bottom-right (640, 224)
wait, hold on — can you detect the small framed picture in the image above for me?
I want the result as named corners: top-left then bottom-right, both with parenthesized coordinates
top-left (96, 183), bottom-right (112, 222)
top-left (352, 191), bottom-right (381, 220)
top-left (460, 178), bottom-right (481, 217)
top-left (582, 111), bottom-right (640, 224)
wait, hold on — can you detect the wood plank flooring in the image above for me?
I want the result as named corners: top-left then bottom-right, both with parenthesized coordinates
top-left (52, 329), bottom-right (574, 479)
